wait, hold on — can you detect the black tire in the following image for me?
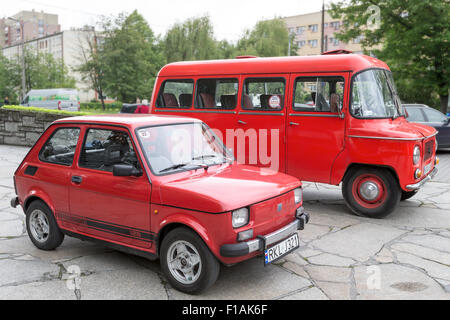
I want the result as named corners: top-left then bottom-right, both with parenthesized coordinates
top-left (342, 167), bottom-right (401, 219)
top-left (26, 200), bottom-right (64, 250)
top-left (400, 190), bottom-right (418, 201)
top-left (160, 227), bottom-right (220, 294)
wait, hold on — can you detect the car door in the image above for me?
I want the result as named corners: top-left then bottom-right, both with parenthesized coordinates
top-left (286, 73), bottom-right (348, 183)
top-left (68, 125), bottom-right (153, 249)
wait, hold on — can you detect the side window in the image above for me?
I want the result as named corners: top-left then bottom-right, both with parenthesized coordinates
top-left (293, 77), bottom-right (344, 112)
top-left (156, 80), bottom-right (194, 109)
top-left (79, 129), bottom-right (140, 172)
top-left (424, 108), bottom-right (447, 123)
top-left (405, 108), bottom-right (426, 122)
top-left (242, 78), bottom-right (285, 110)
top-left (39, 127), bottom-right (80, 166)
top-left (195, 78), bottom-right (238, 110)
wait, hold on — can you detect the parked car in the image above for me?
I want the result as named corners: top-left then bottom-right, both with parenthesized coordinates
top-left (404, 104), bottom-right (450, 149)
top-left (11, 114), bottom-right (309, 294)
top-left (151, 52), bottom-right (439, 218)
top-left (21, 89), bottom-right (80, 112)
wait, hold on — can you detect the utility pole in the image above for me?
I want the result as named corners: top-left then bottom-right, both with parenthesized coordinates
top-left (320, 0), bottom-right (325, 54)
top-left (8, 17), bottom-right (26, 101)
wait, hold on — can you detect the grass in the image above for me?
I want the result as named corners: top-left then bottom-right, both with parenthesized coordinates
top-left (2, 105), bottom-right (118, 116)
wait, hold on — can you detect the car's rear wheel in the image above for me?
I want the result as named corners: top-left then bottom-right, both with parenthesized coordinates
top-left (343, 167), bottom-right (401, 219)
top-left (26, 200), bottom-right (64, 250)
top-left (160, 227), bottom-right (220, 294)
top-left (401, 190), bottom-right (418, 201)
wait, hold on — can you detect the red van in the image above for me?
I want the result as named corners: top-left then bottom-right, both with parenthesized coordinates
top-left (11, 114), bottom-right (309, 293)
top-left (150, 51), bottom-right (439, 218)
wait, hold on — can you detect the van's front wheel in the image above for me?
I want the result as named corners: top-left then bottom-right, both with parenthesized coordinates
top-left (343, 167), bottom-right (401, 219)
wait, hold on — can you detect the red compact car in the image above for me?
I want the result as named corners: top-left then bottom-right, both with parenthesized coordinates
top-left (11, 114), bottom-right (309, 293)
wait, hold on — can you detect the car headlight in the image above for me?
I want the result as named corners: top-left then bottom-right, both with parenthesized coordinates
top-left (413, 145), bottom-right (421, 165)
top-left (232, 208), bottom-right (249, 228)
top-left (294, 188), bottom-right (303, 204)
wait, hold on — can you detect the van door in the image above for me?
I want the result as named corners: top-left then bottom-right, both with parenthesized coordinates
top-left (234, 75), bottom-right (287, 173)
top-left (286, 73), bottom-right (348, 183)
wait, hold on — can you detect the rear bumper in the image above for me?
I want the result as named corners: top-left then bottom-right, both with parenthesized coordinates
top-left (220, 207), bottom-right (309, 258)
top-left (406, 167), bottom-right (438, 190)
top-left (10, 197), bottom-right (19, 208)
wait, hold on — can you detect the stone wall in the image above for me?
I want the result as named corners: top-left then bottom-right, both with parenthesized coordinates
top-left (0, 108), bottom-right (69, 147)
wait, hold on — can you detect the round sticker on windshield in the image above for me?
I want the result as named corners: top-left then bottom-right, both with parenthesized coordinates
top-left (269, 95), bottom-right (281, 109)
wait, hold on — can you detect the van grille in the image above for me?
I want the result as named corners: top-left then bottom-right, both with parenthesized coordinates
top-left (424, 140), bottom-right (434, 162)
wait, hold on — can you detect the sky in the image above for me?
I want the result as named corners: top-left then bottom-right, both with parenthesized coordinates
top-left (1, 0), bottom-right (330, 41)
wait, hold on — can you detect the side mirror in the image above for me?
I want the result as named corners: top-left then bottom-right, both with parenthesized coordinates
top-left (113, 164), bottom-right (142, 177)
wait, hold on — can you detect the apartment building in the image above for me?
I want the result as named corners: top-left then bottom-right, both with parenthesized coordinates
top-left (0, 10), bottom-right (61, 48)
top-left (283, 10), bottom-right (376, 56)
top-left (2, 28), bottom-right (98, 102)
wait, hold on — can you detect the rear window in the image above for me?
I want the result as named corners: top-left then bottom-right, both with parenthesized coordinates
top-left (195, 78), bottom-right (238, 110)
top-left (242, 78), bottom-right (285, 111)
top-left (156, 80), bottom-right (194, 109)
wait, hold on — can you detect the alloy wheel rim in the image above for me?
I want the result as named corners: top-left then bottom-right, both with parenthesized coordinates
top-left (167, 240), bottom-right (202, 285)
top-left (29, 209), bottom-right (50, 243)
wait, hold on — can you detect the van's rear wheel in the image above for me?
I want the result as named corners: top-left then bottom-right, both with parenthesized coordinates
top-left (401, 190), bottom-right (418, 201)
top-left (343, 167), bottom-right (401, 219)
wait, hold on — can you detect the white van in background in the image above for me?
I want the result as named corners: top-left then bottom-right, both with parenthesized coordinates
top-left (21, 89), bottom-right (81, 112)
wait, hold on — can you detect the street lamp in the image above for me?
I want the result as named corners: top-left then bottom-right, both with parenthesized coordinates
top-left (7, 17), bottom-right (26, 101)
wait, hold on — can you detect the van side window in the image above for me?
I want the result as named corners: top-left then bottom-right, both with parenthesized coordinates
top-left (156, 80), bottom-right (194, 109)
top-left (242, 78), bottom-right (285, 110)
top-left (79, 129), bottom-right (141, 173)
top-left (293, 77), bottom-right (344, 112)
top-left (39, 127), bottom-right (80, 166)
top-left (195, 78), bottom-right (238, 110)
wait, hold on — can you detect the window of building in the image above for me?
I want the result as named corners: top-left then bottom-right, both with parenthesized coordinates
top-left (296, 26), bottom-right (306, 34)
top-left (156, 80), bottom-right (194, 109)
top-left (297, 40), bottom-right (306, 48)
top-left (195, 78), bottom-right (238, 110)
top-left (79, 129), bottom-right (140, 173)
top-left (39, 128), bottom-right (80, 166)
top-left (308, 39), bottom-right (318, 47)
top-left (308, 24), bottom-right (318, 32)
top-left (242, 78), bottom-right (285, 111)
top-left (293, 76), bottom-right (345, 113)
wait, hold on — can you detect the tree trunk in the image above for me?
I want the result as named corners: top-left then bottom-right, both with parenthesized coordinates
top-left (99, 91), bottom-right (106, 111)
top-left (440, 94), bottom-right (449, 114)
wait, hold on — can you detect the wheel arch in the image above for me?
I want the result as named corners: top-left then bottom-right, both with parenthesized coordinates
top-left (342, 163), bottom-right (400, 186)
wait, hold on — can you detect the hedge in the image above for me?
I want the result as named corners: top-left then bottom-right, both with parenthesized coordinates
top-left (80, 102), bottom-right (123, 111)
top-left (1, 105), bottom-right (91, 116)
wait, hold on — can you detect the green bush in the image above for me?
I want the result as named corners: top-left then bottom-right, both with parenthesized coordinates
top-left (2, 105), bottom-right (91, 116)
top-left (80, 102), bottom-right (123, 112)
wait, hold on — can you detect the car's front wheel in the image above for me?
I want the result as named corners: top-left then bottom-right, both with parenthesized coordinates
top-left (160, 227), bottom-right (220, 294)
top-left (26, 200), bottom-right (64, 250)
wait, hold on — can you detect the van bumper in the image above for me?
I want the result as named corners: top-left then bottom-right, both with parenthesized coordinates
top-left (220, 208), bottom-right (309, 258)
top-left (406, 167), bottom-right (438, 190)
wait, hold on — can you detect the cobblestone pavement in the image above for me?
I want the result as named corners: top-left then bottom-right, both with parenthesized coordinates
top-left (0, 144), bottom-right (449, 300)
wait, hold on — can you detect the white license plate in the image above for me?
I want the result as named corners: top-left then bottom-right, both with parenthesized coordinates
top-left (264, 233), bottom-right (299, 265)
top-left (424, 163), bottom-right (432, 175)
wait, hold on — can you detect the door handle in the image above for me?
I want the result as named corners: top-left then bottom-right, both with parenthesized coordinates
top-left (71, 176), bottom-right (83, 184)
top-left (238, 120), bottom-right (247, 125)
top-left (289, 122), bottom-right (300, 126)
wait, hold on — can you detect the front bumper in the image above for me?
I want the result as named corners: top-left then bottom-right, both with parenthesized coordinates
top-left (406, 167), bottom-right (438, 190)
top-left (220, 208), bottom-right (310, 258)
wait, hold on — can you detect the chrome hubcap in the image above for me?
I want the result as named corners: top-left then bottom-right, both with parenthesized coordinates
top-left (29, 209), bottom-right (50, 243)
top-left (359, 181), bottom-right (380, 201)
top-left (167, 240), bottom-right (202, 285)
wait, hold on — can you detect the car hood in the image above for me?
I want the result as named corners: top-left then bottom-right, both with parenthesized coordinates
top-left (157, 163), bottom-right (301, 213)
top-left (349, 117), bottom-right (437, 140)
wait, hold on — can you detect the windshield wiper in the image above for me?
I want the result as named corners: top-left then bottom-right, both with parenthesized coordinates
top-left (191, 154), bottom-right (218, 161)
top-left (159, 163), bottom-right (192, 173)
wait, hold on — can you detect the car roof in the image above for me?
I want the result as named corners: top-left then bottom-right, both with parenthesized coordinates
top-left (158, 54), bottom-right (389, 77)
top-left (403, 104), bottom-right (428, 108)
top-left (54, 114), bottom-right (202, 129)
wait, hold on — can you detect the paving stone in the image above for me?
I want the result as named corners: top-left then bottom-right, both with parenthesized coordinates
top-left (0, 280), bottom-right (75, 300)
top-left (298, 224), bottom-right (331, 241)
top-left (0, 259), bottom-right (60, 287)
top-left (311, 223), bottom-right (405, 262)
top-left (354, 264), bottom-right (448, 300)
top-left (297, 247), bottom-right (322, 258)
top-left (401, 234), bottom-right (450, 254)
top-left (316, 281), bottom-right (352, 300)
top-left (284, 252), bottom-right (309, 266)
top-left (395, 252), bottom-right (450, 281)
top-left (0, 212), bottom-right (19, 222)
top-left (304, 265), bottom-right (352, 283)
top-left (280, 287), bottom-right (328, 300)
top-left (283, 261), bottom-right (309, 279)
top-left (0, 220), bottom-right (23, 237)
top-left (308, 253), bottom-right (355, 267)
top-left (391, 242), bottom-right (450, 266)
top-left (375, 248), bottom-right (395, 263)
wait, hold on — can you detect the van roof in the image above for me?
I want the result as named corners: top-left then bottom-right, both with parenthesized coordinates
top-left (157, 54), bottom-right (389, 77)
top-left (28, 88), bottom-right (78, 94)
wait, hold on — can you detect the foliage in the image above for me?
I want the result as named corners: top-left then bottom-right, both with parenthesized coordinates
top-left (2, 105), bottom-right (90, 116)
top-left (329, 0), bottom-right (449, 112)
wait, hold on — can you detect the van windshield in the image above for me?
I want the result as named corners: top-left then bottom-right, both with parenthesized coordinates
top-left (137, 123), bottom-right (233, 175)
top-left (351, 69), bottom-right (402, 119)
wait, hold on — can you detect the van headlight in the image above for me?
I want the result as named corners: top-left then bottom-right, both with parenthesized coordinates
top-left (294, 188), bottom-right (303, 204)
top-left (413, 146), bottom-right (421, 165)
top-left (232, 208), bottom-right (249, 228)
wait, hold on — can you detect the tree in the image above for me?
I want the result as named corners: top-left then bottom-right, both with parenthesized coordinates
top-left (329, 0), bottom-right (449, 112)
top-left (164, 16), bottom-right (219, 63)
top-left (100, 11), bottom-right (165, 103)
top-left (0, 55), bottom-right (21, 103)
top-left (236, 18), bottom-right (297, 57)
top-left (76, 30), bottom-right (107, 109)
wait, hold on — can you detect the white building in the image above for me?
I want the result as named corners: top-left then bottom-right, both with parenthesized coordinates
top-left (2, 28), bottom-right (98, 102)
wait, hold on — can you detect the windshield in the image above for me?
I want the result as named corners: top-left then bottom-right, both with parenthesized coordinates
top-left (351, 69), bottom-right (402, 118)
top-left (137, 122), bottom-right (233, 175)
